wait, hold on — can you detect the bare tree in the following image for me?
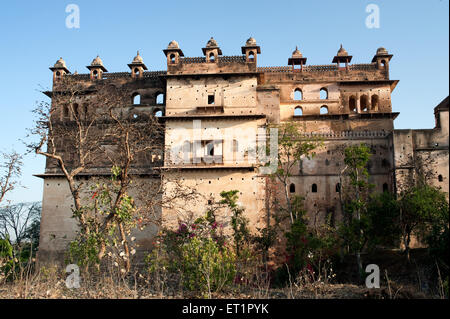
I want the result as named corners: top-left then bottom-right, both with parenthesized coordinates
top-left (0, 202), bottom-right (41, 247)
top-left (27, 76), bottom-right (199, 272)
top-left (26, 77), bottom-right (116, 229)
top-left (0, 151), bottom-right (23, 206)
top-left (88, 97), bottom-right (166, 271)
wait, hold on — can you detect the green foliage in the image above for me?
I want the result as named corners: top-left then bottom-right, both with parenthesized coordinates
top-left (274, 196), bottom-right (338, 286)
top-left (66, 166), bottom-right (138, 271)
top-left (276, 122), bottom-right (323, 168)
top-left (269, 122), bottom-right (323, 224)
top-left (219, 190), bottom-right (250, 257)
top-left (22, 219), bottom-right (41, 251)
top-left (344, 144), bottom-right (371, 183)
top-left (426, 209), bottom-right (449, 265)
top-left (400, 183), bottom-right (448, 237)
top-left (339, 144), bottom-right (374, 253)
top-left (66, 232), bottom-right (101, 268)
top-left (252, 225), bottom-right (277, 254)
top-left (284, 212), bottom-right (309, 272)
top-left (365, 192), bottom-right (401, 249)
top-left (0, 237), bottom-right (13, 280)
top-left (399, 182), bottom-right (449, 260)
top-left (418, 185), bottom-right (449, 280)
top-left (178, 237), bottom-right (236, 294)
top-left (0, 237), bottom-right (13, 259)
top-left (147, 211), bottom-right (236, 296)
top-left (337, 192), bottom-right (401, 255)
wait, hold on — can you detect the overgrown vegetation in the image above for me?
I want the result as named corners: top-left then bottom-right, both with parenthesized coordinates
top-left (0, 102), bottom-right (447, 299)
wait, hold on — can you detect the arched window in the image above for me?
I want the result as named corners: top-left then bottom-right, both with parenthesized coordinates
top-left (335, 183), bottom-right (341, 193)
top-left (170, 54), bottom-right (176, 64)
top-left (248, 51), bottom-right (255, 62)
top-left (134, 68), bottom-right (140, 76)
top-left (154, 109), bottom-right (163, 117)
top-left (206, 141), bottom-right (214, 156)
top-left (349, 95), bottom-right (357, 113)
top-left (320, 88), bottom-right (328, 100)
top-left (438, 175), bottom-right (443, 182)
top-left (360, 95), bottom-right (369, 112)
top-left (381, 60), bottom-right (386, 68)
top-left (320, 105), bottom-right (328, 115)
top-left (294, 88), bottom-right (302, 101)
top-left (133, 93), bottom-right (141, 105)
top-left (312, 184), bottom-right (317, 193)
top-left (93, 70), bottom-right (99, 79)
top-left (294, 106), bottom-right (303, 116)
top-left (371, 95), bottom-right (379, 111)
top-left (383, 183), bottom-right (389, 192)
top-left (209, 52), bottom-right (215, 62)
top-left (156, 93), bottom-right (164, 105)
top-left (289, 183), bottom-right (296, 193)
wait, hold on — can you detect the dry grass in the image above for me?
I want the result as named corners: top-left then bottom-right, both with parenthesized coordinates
top-left (0, 264), bottom-right (432, 299)
top-left (0, 248), bottom-right (442, 299)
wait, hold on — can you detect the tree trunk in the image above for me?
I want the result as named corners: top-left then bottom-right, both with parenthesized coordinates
top-left (355, 169), bottom-right (363, 278)
top-left (97, 241), bottom-right (106, 266)
top-left (405, 232), bottom-right (411, 262)
top-left (284, 183), bottom-right (294, 224)
top-left (118, 221), bottom-right (131, 273)
top-left (356, 252), bottom-right (362, 278)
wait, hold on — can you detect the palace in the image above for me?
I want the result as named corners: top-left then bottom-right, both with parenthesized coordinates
top-left (37, 37), bottom-right (449, 263)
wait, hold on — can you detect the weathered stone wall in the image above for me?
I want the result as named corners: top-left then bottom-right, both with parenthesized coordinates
top-left (165, 75), bottom-right (258, 115)
top-left (393, 97), bottom-right (449, 195)
top-left (161, 170), bottom-right (266, 235)
top-left (37, 176), bottom-right (161, 266)
top-left (39, 40), bottom-right (448, 265)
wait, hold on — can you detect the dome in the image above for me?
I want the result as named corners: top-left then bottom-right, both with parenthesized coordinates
top-left (246, 37), bottom-right (257, 46)
top-left (91, 55), bottom-right (104, 66)
top-left (337, 44), bottom-right (348, 56)
top-left (167, 40), bottom-right (179, 49)
top-left (292, 46), bottom-right (303, 58)
top-left (132, 51), bottom-right (144, 64)
top-left (206, 37), bottom-right (219, 48)
top-left (54, 57), bottom-right (67, 69)
top-left (376, 47), bottom-right (388, 55)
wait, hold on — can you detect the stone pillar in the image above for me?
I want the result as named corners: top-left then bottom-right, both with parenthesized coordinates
top-left (356, 92), bottom-right (361, 113)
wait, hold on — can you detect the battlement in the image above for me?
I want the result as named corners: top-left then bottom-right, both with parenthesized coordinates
top-left (49, 37), bottom-right (392, 82)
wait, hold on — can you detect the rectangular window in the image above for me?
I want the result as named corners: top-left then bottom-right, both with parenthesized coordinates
top-left (195, 140), bottom-right (223, 164)
top-left (208, 95), bottom-right (215, 105)
top-left (202, 140), bottom-right (214, 156)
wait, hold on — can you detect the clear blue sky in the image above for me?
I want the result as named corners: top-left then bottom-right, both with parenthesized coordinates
top-left (0, 0), bottom-right (448, 204)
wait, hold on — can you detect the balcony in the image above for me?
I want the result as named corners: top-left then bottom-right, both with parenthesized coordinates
top-left (196, 105), bottom-right (224, 114)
